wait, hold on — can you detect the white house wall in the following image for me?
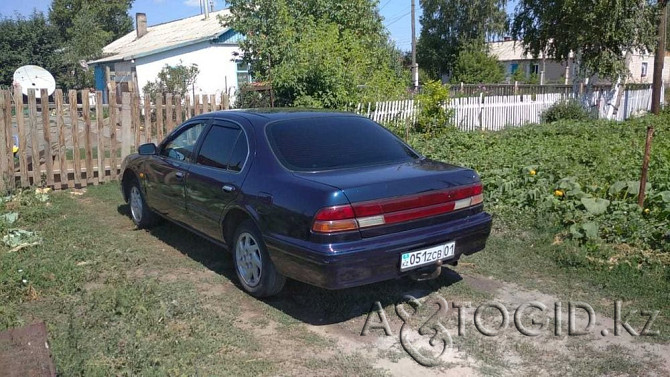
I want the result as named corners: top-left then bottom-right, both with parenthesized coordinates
top-left (134, 40), bottom-right (242, 101)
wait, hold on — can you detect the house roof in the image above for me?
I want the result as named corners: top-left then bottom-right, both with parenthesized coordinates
top-left (90, 9), bottom-right (232, 64)
top-left (489, 40), bottom-right (574, 62)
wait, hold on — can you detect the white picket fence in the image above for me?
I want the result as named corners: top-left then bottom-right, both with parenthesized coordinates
top-left (359, 86), bottom-right (662, 131)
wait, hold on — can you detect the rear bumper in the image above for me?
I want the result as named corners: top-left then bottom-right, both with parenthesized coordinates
top-left (265, 212), bottom-right (492, 290)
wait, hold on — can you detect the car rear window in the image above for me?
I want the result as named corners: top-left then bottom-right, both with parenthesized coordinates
top-left (266, 116), bottom-right (419, 171)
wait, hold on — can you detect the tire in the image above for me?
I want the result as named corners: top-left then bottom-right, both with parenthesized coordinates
top-left (127, 179), bottom-right (157, 229)
top-left (232, 220), bottom-right (286, 297)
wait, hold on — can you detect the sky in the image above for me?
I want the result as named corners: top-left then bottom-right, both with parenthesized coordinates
top-left (0, 0), bottom-right (518, 52)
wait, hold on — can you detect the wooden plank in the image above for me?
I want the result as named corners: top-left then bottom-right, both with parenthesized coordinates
top-left (40, 89), bottom-right (54, 188)
top-left (108, 86), bottom-right (118, 180)
top-left (27, 89), bottom-right (40, 186)
top-left (194, 95), bottom-right (201, 115)
top-left (0, 91), bottom-right (7, 192)
top-left (165, 93), bottom-right (174, 134)
top-left (54, 90), bottom-right (67, 188)
top-left (202, 94), bottom-right (209, 114)
top-left (222, 93), bottom-right (230, 110)
top-left (155, 95), bottom-right (164, 141)
top-left (82, 89), bottom-right (94, 185)
top-left (132, 91), bottom-right (141, 152)
top-left (185, 95), bottom-right (192, 120)
top-left (95, 91), bottom-right (105, 183)
top-left (68, 90), bottom-right (81, 187)
top-left (121, 92), bottom-right (132, 161)
top-left (144, 95), bottom-right (151, 144)
top-left (210, 94), bottom-right (217, 111)
top-left (175, 95), bottom-right (183, 126)
top-left (54, 89), bottom-right (67, 189)
top-left (3, 90), bottom-right (13, 190)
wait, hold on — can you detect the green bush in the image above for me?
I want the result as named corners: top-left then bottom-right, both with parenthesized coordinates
top-left (541, 99), bottom-right (593, 123)
top-left (415, 80), bottom-right (453, 134)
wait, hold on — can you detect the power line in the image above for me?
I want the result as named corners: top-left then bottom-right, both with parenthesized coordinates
top-left (379, 0), bottom-right (393, 11)
top-left (384, 11), bottom-right (411, 27)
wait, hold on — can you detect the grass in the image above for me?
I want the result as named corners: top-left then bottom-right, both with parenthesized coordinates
top-left (0, 185), bottom-right (384, 376)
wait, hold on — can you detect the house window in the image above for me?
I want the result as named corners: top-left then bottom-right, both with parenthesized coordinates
top-left (236, 61), bottom-right (251, 86)
top-left (641, 62), bottom-right (648, 78)
top-left (531, 63), bottom-right (540, 75)
top-left (509, 63), bottom-right (519, 74)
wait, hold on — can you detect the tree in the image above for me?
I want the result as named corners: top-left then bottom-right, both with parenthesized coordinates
top-left (272, 21), bottom-right (405, 108)
top-left (511, 0), bottom-right (657, 82)
top-left (418, 0), bottom-right (508, 80)
top-left (142, 63), bottom-right (200, 101)
top-left (450, 43), bottom-right (505, 84)
top-left (222, 0), bottom-right (406, 107)
top-left (0, 12), bottom-right (62, 86)
top-left (49, 0), bottom-right (134, 42)
top-left (49, 0), bottom-right (134, 89)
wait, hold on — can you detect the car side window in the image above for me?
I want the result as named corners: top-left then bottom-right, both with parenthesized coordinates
top-left (228, 134), bottom-right (249, 172)
top-left (196, 124), bottom-right (244, 170)
top-left (161, 122), bottom-right (207, 161)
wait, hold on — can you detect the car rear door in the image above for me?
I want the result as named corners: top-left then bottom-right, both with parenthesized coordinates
top-left (185, 120), bottom-right (251, 241)
top-left (144, 121), bottom-right (208, 223)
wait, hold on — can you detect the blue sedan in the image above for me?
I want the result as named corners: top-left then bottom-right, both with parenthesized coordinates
top-left (120, 110), bottom-right (492, 297)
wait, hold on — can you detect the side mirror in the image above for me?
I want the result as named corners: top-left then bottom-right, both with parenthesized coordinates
top-left (138, 143), bottom-right (157, 155)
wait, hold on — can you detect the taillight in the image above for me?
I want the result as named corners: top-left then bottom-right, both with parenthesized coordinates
top-left (312, 183), bottom-right (485, 233)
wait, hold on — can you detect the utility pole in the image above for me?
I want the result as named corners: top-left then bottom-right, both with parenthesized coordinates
top-left (651, 0), bottom-right (667, 115)
top-left (411, 0), bottom-right (419, 91)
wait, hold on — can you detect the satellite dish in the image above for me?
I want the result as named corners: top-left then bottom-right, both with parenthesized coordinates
top-left (13, 65), bottom-right (56, 99)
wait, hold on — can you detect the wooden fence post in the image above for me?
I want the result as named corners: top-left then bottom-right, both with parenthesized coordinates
top-left (95, 91), bottom-right (104, 183)
top-left (156, 95), bottom-right (164, 141)
top-left (194, 95), bottom-right (201, 115)
top-left (144, 95), bottom-right (152, 144)
top-left (121, 92), bottom-right (132, 161)
top-left (68, 90), bottom-right (81, 187)
top-left (0, 91), bottom-right (7, 192)
top-left (3, 90), bottom-right (13, 190)
top-left (638, 126), bottom-right (655, 208)
top-left (222, 93), bottom-right (230, 110)
top-left (40, 89), bottom-right (54, 188)
top-left (185, 95), bottom-right (192, 120)
top-left (132, 91), bottom-right (141, 153)
top-left (202, 94), bottom-right (209, 114)
top-left (109, 85), bottom-right (118, 180)
top-left (175, 95), bottom-right (183, 125)
top-left (55, 90), bottom-right (67, 188)
top-left (15, 87), bottom-right (28, 187)
top-left (27, 89), bottom-right (41, 186)
top-left (165, 93), bottom-right (174, 134)
top-left (82, 89), bottom-right (94, 185)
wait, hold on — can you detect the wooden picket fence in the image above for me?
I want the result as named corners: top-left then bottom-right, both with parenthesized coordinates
top-left (0, 87), bottom-right (230, 192)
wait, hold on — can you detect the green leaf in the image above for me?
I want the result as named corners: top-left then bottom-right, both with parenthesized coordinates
top-left (582, 222), bottom-right (599, 240)
top-left (0, 212), bottom-right (19, 224)
top-left (608, 181), bottom-right (628, 195)
top-left (658, 191), bottom-right (670, 203)
top-left (626, 181), bottom-right (640, 196)
top-left (581, 197), bottom-right (610, 215)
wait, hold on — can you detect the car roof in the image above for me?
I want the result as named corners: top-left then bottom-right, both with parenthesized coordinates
top-left (204, 109), bottom-right (363, 125)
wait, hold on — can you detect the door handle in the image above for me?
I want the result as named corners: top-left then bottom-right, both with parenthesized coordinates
top-left (222, 185), bottom-right (236, 193)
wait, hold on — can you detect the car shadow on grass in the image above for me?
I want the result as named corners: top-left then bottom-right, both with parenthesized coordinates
top-left (118, 204), bottom-right (464, 326)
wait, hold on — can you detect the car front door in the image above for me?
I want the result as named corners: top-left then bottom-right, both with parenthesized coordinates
top-left (185, 120), bottom-right (251, 241)
top-left (144, 121), bottom-right (208, 223)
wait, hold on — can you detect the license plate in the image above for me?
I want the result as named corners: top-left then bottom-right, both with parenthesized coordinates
top-left (400, 242), bottom-right (456, 271)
